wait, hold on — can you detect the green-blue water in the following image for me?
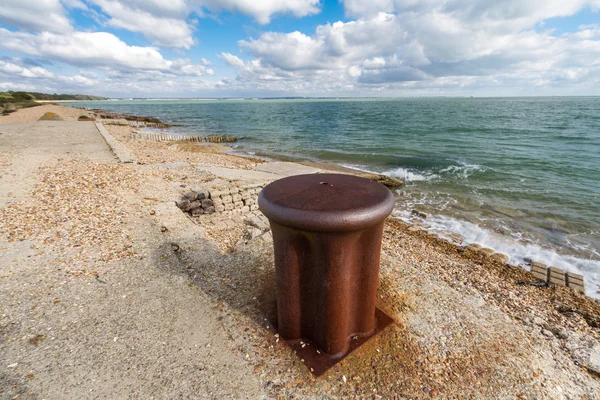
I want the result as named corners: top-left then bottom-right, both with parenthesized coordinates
top-left (70, 98), bottom-right (600, 295)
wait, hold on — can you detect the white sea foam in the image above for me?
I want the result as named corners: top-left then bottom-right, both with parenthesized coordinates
top-left (439, 163), bottom-right (487, 179)
top-left (383, 162), bottom-right (485, 183)
top-left (384, 167), bottom-right (436, 182)
top-left (397, 212), bottom-right (600, 298)
top-left (340, 163), bottom-right (374, 174)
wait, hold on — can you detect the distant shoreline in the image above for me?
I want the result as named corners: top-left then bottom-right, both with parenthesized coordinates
top-left (35, 100), bottom-right (97, 103)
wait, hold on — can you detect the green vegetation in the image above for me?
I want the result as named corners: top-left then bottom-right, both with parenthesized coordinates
top-left (0, 90), bottom-right (106, 117)
top-left (27, 92), bottom-right (108, 101)
top-left (0, 91), bottom-right (40, 115)
top-left (11, 91), bottom-right (36, 101)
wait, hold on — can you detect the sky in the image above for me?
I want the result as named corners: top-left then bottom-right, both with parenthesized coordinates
top-left (0, 0), bottom-right (599, 98)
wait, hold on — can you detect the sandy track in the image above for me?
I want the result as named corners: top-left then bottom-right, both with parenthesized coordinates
top-left (0, 104), bottom-right (93, 123)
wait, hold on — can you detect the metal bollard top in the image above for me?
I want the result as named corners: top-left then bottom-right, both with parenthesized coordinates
top-left (258, 173), bottom-right (395, 232)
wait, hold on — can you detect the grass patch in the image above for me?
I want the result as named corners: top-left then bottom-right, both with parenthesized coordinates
top-left (0, 99), bottom-right (42, 117)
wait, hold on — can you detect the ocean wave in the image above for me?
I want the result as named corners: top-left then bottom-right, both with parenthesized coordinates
top-left (400, 213), bottom-right (600, 298)
top-left (439, 163), bottom-right (487, 179)
top-left (384, 167), bottom-right (436, 182)
top-left (340, 163), bottom-right (374, 174)
top-left (383, 162), bottom-right (488, 183)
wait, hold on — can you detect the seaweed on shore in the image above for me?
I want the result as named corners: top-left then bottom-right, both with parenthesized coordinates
top-left (84, 108), bottom-right (182, 127)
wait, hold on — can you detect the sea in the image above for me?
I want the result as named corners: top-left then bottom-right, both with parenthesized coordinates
top-left (69, 97), bottom-right (600, 297)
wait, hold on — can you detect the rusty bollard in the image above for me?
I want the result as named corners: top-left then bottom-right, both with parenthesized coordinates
top-left (259, 173), bottom-right (395, 376)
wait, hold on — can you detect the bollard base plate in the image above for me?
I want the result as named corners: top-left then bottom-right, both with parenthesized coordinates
top-left (264, 301), bottom-right (395, 377)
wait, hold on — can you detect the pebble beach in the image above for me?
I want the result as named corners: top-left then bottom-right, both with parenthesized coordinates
top-left (1, 104), bottom-right (600, 399)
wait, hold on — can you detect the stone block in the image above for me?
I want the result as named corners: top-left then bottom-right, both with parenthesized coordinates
top-left (229, 187), bottom-right (240, 194)
top-left (201, 199), bottom-right (214, 208)
top-left (548, 267), bottom-right (566, 286)
top-left (176, 199), bottom-right (191, 210)
top-left (232, 194), bottom-right (242, 202)
top-left (187, 201), bottom-right (202, 212)
top-left (191, 207), bottom-right (204, 216)
top-left (183, 191), bottom-right (198, 201)
top-left (221, 195), bottom-right (233, 204)
top-left (212, 197), bottom-right (223, 206)
top-left (203, 206), bottom-right (215, 214)
top-left (241, 206), bottom-right (250, 213)
top-left (566, 272), bottom-right (585, 293)
top-left (225, 203), bottom-right (234, 211)
top-left (531, 262), bottom-right (548, 281)
top-left (244, 198), bottom-right (256, 206)
top-left (215, 204), bottom-right (225, 213)
top-left (194, 189), bottom-right (208, 200)
top-left (234, 201), bottom-right (244, 208)
top-left (210, 189), bottom-right (222, 198)
top-left (250, 204), bottom-right (259, 211)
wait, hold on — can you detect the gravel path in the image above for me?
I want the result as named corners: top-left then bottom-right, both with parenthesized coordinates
top-left (0, 119), bottom-right (263, 399)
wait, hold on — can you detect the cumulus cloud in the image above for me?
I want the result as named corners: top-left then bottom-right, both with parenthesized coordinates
top-left (60, 0), bottom-right (89, 10)
top-left (220, 53), bottom-right (245, 68)
top-left (0, 60), bottom-right (55, 79)
top-left (0, 33), bottom-right (216, 96)
top-left (89, 0), bottom-right (195, 49)
top-left (342, 0), bottom-right (600, 30)
top-left (0, 29), bottom-right (214, 88)
top-left (239, 13), bottom-right (428, 72)
top-left (193, 0), bottom-right (321, 24)
top-left (85, 0), bottom-right (321, 48)
top-left (0, 82), bottom-right (38, 91)
top-left (225, 1), bottom-right (600, 95)
top-left (0, 58), bottom-right (99, 91)
top-left (0, 0), bottom-right (72, 33)
top-left (2, 1), bottom-right (599, 96)
top-left (0, 57), bottom-right (219, 97)
top-left (171, 58), bottom-right (214, 76)
top-left (2, 0), bottom-right (323, 50)
top-left (0, 29), bottom-right (173, 70)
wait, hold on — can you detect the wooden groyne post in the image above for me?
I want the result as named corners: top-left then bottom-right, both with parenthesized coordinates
top-left (530, 261), bottom-right (585, 293)
top-left (130, 132), bottom-right (236, 143)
